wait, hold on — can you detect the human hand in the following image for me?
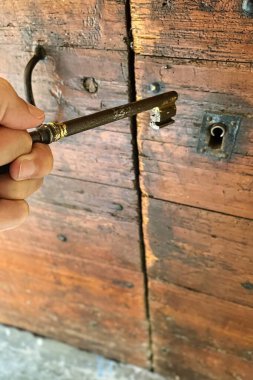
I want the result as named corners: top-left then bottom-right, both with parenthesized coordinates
top-left (0, 78), bottom-right (53, 231)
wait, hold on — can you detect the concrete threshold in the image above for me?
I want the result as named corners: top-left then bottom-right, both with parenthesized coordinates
top-left (0, 325), bottom-right (168, 380)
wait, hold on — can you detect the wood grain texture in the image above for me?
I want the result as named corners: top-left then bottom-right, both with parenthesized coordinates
top-left (52, 130), bottom-right (135, 188)
top-left (0, 175), bottom-right (141, 271)
top-left (131, 0), bottom-right (253, 61)
top-left (0, 47), bottom-right (130, 132)
top-left (0, 2), bottom-right (149, 367)
top-left (0, 247), bottom-right (149, 366)
top-left (135, 52), bottom-right (253, 378)
top-left (0, 47), bottom-right (134, 186)
top-left (0, 0), bottom-right (127, 50)
top-left (150, 280), bottom-right (253, 380)
top-left (143, 197), bottom-right (253, 307)
top-left (136, 56), bottom-right (253, 218)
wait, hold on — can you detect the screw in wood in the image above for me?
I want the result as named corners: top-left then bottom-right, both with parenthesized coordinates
top-left (83, 77), bottom-right (98, 93)
top-left (57, 234), bottom-right (68, 242)
top-left (242, 0), bottom-right (253, 15)
top-left (147, 82), bottom-right (161, 94)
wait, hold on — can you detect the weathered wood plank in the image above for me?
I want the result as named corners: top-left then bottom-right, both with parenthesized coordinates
top-left (143, 197), bottom-right (253, 307)
top-left (39, 48), bottom-right (130, 130)
top-left (0, 250), bottom-right (149, 366)
top-left (131, 0), bottom-right (253, 62)
top-left (0, 0), bottom-right (127, 50)
top-left (136, 56), bottom-right (253, 218)
top-left (52, 130), bottom-right (135, 188)
top-left (0, 47), bottom-right (130, 133)
top-left (0, 47), bottom-right (134, 187)
top-left (136, 53), bottom-right (253, 379)
top-left (0, 5), bottom-right (148, 368)
top-left (150, 280), bottom-right (253, 380)
top-left (0, 175), bottom-right (141, 271)
top-left (0, 174), bottom-right (147, 361)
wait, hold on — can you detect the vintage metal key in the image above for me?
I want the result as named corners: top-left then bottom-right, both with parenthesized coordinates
top-left (30, 91), bottom-right (178, 144)
top-left (0, 91), bottom-right (178, 174)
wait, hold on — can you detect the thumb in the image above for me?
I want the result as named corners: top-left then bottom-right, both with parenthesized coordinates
top-left (0, 78), bottom-right (44, 130)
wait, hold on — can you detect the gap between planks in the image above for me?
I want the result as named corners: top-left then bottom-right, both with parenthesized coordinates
top-left (125, 0), bottom-right (154, 371)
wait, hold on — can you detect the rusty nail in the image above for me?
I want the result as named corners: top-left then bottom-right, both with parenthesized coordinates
top-left (147, 82), bottom-right (161, 94)
top-left (57, 234), bottom-right (68, 242)
top-left (242, 0), bottom-right (253, 16)
top-left (83, 77), bottom-right (98, 93)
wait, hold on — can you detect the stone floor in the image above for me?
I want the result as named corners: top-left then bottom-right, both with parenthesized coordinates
top-left (0, 325), bottom-right (167, 380)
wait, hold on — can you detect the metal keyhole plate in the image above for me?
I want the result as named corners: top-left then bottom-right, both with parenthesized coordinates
top-left (197, 112), bottom-right (242, 160)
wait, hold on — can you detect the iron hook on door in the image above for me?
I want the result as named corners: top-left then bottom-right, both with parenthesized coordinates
top-left (24, 45), bottom-right (47, 106)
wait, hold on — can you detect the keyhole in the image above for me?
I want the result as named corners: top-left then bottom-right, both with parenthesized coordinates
top-left (208, 124), bottom-right (226, 150)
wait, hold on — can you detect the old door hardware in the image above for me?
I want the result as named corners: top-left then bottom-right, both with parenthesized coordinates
top-left (197, 112), bottom-right (242, 160)
top-left (147, 82), bottom-right (163, 94)
top-left (24, 45), bottom-right (46, 106)
top-left (242, 0), bottom-right (253, 15)
top-left (82, 77), bottom-right (98, 93)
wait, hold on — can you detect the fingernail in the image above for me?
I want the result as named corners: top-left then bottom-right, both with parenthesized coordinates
top-left (27, 104), bottom-right (45, 120)
top-left (18, 159), bottom-right (36, 179)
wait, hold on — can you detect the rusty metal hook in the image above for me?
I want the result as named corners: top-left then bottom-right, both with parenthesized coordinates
top-left (24, 45), bottom-right (46, 106)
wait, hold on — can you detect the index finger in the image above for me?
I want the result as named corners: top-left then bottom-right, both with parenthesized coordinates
top-left (0, 78), bottom-right (44, 130)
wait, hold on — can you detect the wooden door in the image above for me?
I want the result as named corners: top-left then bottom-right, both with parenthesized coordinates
top-left (0, 1), bottom-right (253, 379)
top-left (131, 1), bottom-right (253, 379)
top-left (0, 0), bottom-right (149, 368)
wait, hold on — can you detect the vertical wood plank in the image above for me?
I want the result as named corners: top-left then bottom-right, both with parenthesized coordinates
top-left (150, 280), bottom-right (253, 380)
top-left (0, 0), bottom-right (150, 368)
top-left (133, 13), bottom-right (253, 380)
top-left (131, 0), bottom-right (253, 61)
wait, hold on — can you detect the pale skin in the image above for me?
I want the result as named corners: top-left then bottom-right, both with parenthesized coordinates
top-left (0, 78), bottom-right (53, 231)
